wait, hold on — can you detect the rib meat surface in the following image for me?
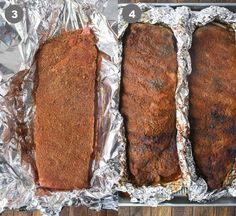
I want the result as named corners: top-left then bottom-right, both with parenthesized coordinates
top-left (121, 23), bottom-right (181, 186)
top-left (35, 29), bottom-right (97, 190)
top-left (189, 24), bottom-right (236, 190)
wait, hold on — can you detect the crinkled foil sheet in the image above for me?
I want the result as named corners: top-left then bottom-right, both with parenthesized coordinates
top-left (0, 0), bottom-right (120, 215)
top-left (185, 6), bottom-right (236, 202)
top-left (118, 3), bottom-right (236, 205)
top-left (118, 4), bottom-right (186, 206)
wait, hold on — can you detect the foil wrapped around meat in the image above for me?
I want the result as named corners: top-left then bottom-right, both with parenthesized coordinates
top-left (118, 4), bottom-right (186, 206)
top-left (185, 6), bottom-right (236, 202)
top-left (118, 4), bottom-right (236, 205)
top-left (0, 0), bottom-right (120, 215)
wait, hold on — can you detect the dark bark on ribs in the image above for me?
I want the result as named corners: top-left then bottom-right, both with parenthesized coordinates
top-left (189, 24), bottom-right (236, 190)
top-left (121, 23), bottom-right (181, 186)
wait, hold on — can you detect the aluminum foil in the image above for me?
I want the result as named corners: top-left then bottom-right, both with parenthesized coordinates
top-left (118, 4), bottom-right (187, 206)
top-left (0, 0), bottom-right (120, 215)
top-left (118, 4), bottom-right (236, 205)
top-left (185, 6), bottom-right (236, 202)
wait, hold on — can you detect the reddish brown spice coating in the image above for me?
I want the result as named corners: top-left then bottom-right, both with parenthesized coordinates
top-left (121, 23), bottom-right (181, 186)
top-left (35, 29), bottom-right (97, 190)
top-left (189, 24), bottom-right (236, 190)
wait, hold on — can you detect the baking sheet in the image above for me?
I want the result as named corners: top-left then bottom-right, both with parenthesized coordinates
top-left (119, 196), bottom-right (236, 207)
top-left (118, 2), bottom-right (236, 207)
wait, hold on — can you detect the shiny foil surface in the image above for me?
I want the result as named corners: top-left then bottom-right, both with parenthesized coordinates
top-left (118, 4), bottom-right (185, 206)
top-left (118, 4), bottom-right (236, 206)
top-left (0, 0), bottom-right (120, 215)
top-left (186, 6), bottom-right (236, 202)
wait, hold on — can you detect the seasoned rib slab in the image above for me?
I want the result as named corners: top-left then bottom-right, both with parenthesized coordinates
top-left (189, 24), bottom-right (236, 190)
top-left (35, 29), bottom-right (97, 190)
top-left (121, 23), bottom-right (181, 186)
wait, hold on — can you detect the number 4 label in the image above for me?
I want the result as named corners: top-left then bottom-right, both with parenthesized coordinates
top-left (129, 10), bottom-right (136, 19)
top-left (123, 4), bottom-right (142, 24)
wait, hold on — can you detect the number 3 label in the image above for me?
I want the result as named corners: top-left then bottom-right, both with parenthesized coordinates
top-left (5, 5), bottom-right (23, 24)
top-left (123, 4), bottom-right (142, 24)
top-left (12, 10), bottom-right (18, 19)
